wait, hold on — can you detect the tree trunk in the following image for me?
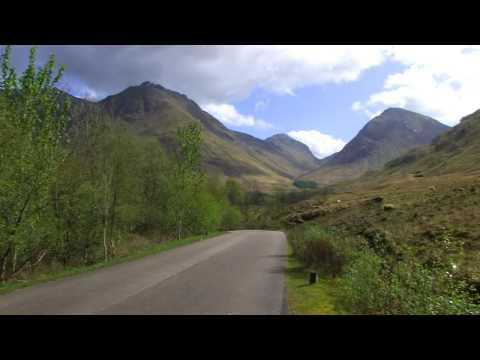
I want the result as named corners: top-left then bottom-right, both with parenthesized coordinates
top-left (31, 250), bottom-right (47, 271)
top-left (103, 173), bottom-right (110, 262)
top-left (12, 246), bottom-right (17, 274)
top-left (109, 179), bottom-right (118, 258)
top-left (103, 220), bottom-right (108, 262)
top-left (1, 258), bottom-right (7, 284)
top-left (177, 219), bottom-right (182, 240)
top-left (1, 244), bottom-right (12, 283)
top-left (83, 247), bottom-right (88, 265)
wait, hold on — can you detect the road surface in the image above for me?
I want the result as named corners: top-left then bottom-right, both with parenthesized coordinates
top-left (0, 230), bottom-right (287, 315)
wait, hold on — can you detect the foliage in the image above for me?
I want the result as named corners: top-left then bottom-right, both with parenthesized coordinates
top-left (0, 47), bottom-right (252, 285)
top-left (337, 247), bottom-right (480, 314)
top-left (289, 224), bottom-right (356, 277)
top-left (165, 123), bottom-right (207, 239)
top-left (225, 179), bottom-right (244, 206)
top-left (286, 243), bottom-right (338, 314)
top-left (221, 206), bottom-right (243, 230)
top-left (288, 222), bottom-right (480, 314)
top-left (0, 46), bottom-right (70, 281)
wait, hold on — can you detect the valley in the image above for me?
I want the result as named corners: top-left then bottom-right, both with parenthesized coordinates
top-left (67, 82), bottom-right (322, 192)
top-left (2, 44), bottom-right (480, 315)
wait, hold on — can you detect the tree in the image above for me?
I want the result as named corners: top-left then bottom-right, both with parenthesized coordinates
top-left (136, 137), bottom-right (168, 231)
top-left (0, 46), bottom-right (70, 281)
top-left (166, 123), bottom-right (205, 239)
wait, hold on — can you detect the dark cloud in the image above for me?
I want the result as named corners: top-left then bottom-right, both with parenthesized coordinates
top-left (6, 45), bottom-right (390, 106)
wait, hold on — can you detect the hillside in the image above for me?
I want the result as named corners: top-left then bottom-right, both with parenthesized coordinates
top-left (281, 107), bottom-right (480, 289)
top-left (265, 134), bottom-right (322, 172)
top-left (68, 82), bottom-right (322, 191)
top-left (383, 108), bottom-right (480, 177)
top-left (300, 108), bottom-right (450, 185)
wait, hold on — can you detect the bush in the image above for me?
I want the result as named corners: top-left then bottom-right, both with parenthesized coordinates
top-left (388, 260), bottom-right (480, 315)
top-left (290, 223), bottom-right (480, 314)
top-left (221, 206), bottom-right (243, 230)
top-left (338, 248), bottom-right (480, 315)
top-left (289, 224), bottom-right (353, 277)
top-left (337, 248), bottom-right (390, 314)
top-left (188, 190), bottom-right (223, 236)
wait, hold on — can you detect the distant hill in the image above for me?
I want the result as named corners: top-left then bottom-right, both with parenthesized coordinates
top-left (265, 133), bottom-right (322, 172)
top-left (67, 82), bottom-right (321, 191)
top-left (300, 108), bottom-right (450, 185)
top-left (383, 108), bottom-right (480, 177)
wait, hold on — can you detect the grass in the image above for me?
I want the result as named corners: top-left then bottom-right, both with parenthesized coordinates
top-left (287, 170), bottom-right (480, 285)
top-left (0, 231), bottom-right (224, 295)
top-left (286, 243), bottom-right (340, 315)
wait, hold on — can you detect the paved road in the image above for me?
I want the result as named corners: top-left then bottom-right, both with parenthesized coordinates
top-left (0, 230), bottom-right (287, 315)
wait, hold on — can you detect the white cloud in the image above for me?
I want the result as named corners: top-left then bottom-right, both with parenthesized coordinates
top-left (288, 130), bottom-right (346, 159)
top-left (15, 45), bottom-right (480, 128)
top-left (202, 103), bottom-right (273, 129)
top-left (352, 45), bottom-right (480, 125)
top-left (352, 101), bottom-right (362, 111)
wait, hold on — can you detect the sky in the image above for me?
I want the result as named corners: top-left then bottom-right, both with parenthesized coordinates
top-left (6, 45), bottom-right (480, 159)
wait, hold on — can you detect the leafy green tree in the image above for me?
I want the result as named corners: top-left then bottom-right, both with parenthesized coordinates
top-left (0, 46), bottom-right (251, 283)
top-left (189, 189), bottom-right (222, 235)
top-left (0, 46), bottom-right (70, 281)
top-left (221, 206), bottom-right (243, 230)
top-left (136, 137), bottom-right (168, 231)
top-left (166, 123), bottom-right (205, 239)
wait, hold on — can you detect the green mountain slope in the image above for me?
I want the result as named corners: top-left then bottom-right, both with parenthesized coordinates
top-left (383, 108), bottom-right (480, 177)
top-left (300, 108), bottom-right (450, 185)
top-left (68, 82), bottom-right (321, 191)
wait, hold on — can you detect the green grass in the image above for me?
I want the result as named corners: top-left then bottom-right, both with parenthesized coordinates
top-left (286, 243), bottom-right (340, 315)
top-left (0, 231), bottom-right (224, 295)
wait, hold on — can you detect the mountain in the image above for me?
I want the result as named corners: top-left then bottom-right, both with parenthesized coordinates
top-left (68, 82), bottom-right (321, 191)
top-left (383, 108), bottom-right (480, 177)
top-left (265, 134), bottom-right (322, 172)
top-left (300, 108), bottom-right (450, 185)
top-left (282, 109), bottom-right (480, 290)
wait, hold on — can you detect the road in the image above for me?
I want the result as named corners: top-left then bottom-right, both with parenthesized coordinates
top-left (0, 230), bottom-right (287, 315)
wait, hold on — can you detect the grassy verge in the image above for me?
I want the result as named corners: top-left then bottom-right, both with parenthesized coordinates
top-left (286, 243), bottom-right (341, 315)
top-left (0, 231), bottom-right (224, 295)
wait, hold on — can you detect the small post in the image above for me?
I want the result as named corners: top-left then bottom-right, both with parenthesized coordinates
top-left (309, 271), bottom-right (317, 284)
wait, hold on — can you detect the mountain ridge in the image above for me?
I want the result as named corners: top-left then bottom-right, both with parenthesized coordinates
top-left (66, 81), bottom-right (320, 191)
top-left (382, 108), bottom-right (480, 177)
top-left (299, 108), bottom-right (450, 185)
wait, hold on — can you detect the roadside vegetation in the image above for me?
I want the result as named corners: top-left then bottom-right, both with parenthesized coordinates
top-left (286, 242), bottom-right (339, 314)
top-left (0, 231), bottom-right (222, 295)
top-left (0, 46), bottom-right (258, 288)
top-left (287, 216), bottom-right (480, 314)
top-left (4, 45), bottom-right (480, 315)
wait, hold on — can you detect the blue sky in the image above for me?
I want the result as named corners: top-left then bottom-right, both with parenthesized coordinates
top-left (231, 61), bottom-right (406, 142)
top-left (7, 45), bottom-right (480, 159)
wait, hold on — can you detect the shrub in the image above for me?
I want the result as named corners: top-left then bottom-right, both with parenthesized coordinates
top-left (388, 260), bottom-right (480, 315)
top-left (337, 248), bottom-right (390, 314)
top-left (289, 224), bottom-right (353, 277)
top-left (221, 206), bottom-right (243, 230)
top-left (338, 248), bottom-right (480, 315)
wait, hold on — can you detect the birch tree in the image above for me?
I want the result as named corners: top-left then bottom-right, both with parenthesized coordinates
top-left (0, 46), bottom-right (70, 282)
